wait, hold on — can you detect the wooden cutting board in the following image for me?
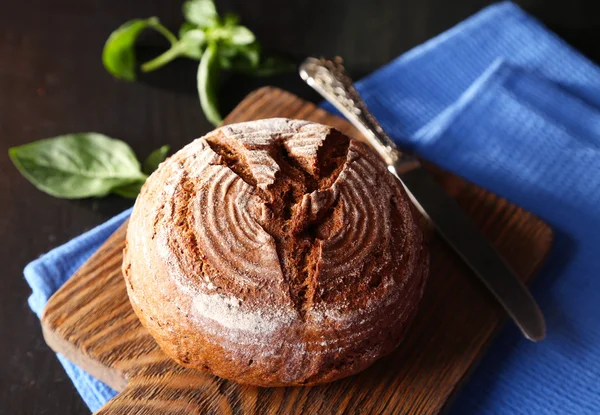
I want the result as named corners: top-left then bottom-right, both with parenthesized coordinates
top-left (41, 87), bottom-right (553, 415)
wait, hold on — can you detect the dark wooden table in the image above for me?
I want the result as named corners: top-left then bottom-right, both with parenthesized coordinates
top-left (1, 0), bottom-right (598, 413)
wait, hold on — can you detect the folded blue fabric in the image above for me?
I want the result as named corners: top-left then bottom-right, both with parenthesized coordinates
top-left (25, 2), bottom-right (600, 413)
top-left (24, 209), bottom-right (131, 411)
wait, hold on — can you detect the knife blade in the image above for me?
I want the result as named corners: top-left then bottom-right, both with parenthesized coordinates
top-left (299, 57), bottom-right (546, 341)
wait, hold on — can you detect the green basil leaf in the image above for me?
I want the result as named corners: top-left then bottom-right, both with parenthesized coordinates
top-left (197, 44), bottom-right (222, 126)
top-left (102, 17), bottom-right (176, 81)
top-left (143, 145), bottom-right (170, 175)
top-left (209, 25), bottom-right (255, 46)
top-left (9, 133), bottom-right (147, 199)
top-left (179, 30), bottom-right (206, 60)
top-left (217, 43), bottom-right (239, 63)
top-left (112, 180), bottom-right (145, 199)
top-left (204, 26), bottom-right (225, 44)
top-left (183, 0), bottom-right (218, 28)
top-left (228, 26), bottom-right (255, 45)
top-left (218, 42), bottom-right (259, 69)
top-left (178, 21), bottom-right (197, 39)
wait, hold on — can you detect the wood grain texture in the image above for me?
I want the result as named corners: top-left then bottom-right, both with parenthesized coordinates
top-left (41, 87), bottom-right (553, 415)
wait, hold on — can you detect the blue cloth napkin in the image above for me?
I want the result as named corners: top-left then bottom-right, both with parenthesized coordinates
top-left (25, 209), bottom-right (131, 411)
top-left (25, 2), bottom-right (600, 413)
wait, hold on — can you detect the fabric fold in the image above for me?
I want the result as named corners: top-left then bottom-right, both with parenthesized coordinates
top-left (415, 58), bottom-right (600, 229)
top-left (412, 55), bottom-right (600, 415)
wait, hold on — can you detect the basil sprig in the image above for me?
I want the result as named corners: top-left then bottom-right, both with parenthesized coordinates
top-left (10, 1), bottom-right (293, 201)
top-left (9, 134), bottom-right (169, 199)
top-left (102, 0), bottom-right (294, 126)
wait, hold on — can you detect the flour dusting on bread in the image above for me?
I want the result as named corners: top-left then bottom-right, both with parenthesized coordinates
top-left (123, 118), bottom-right (428, 386)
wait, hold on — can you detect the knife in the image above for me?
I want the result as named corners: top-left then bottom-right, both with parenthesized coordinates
top-left (299, 57), bottom-right (546, 341)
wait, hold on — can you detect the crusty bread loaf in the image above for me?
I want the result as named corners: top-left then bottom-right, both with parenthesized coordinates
top-left (123, 118), bottom-right (429, 386)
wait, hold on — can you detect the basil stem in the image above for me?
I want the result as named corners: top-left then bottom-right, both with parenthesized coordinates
top-left (197, 44), bottom-right (222, 126)
top-left (140, 43), bottom-right (187, 72)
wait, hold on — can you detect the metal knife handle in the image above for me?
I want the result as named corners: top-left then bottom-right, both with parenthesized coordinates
top-left (299, 57), bottom-right (416, 170)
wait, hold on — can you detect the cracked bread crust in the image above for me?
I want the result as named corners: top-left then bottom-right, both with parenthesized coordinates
top-left (123, 118), bottom-right (429, 386)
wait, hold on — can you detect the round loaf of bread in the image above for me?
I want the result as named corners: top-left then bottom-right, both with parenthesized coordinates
top-left (123, 118), bottom-right (428, 386)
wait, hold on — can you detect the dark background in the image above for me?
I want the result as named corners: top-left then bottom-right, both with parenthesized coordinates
top-left (1, 0), bottom-right (598, 413)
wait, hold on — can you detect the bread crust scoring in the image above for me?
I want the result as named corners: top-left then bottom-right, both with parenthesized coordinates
top-left (123, 118), bottom-right (428, 386)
